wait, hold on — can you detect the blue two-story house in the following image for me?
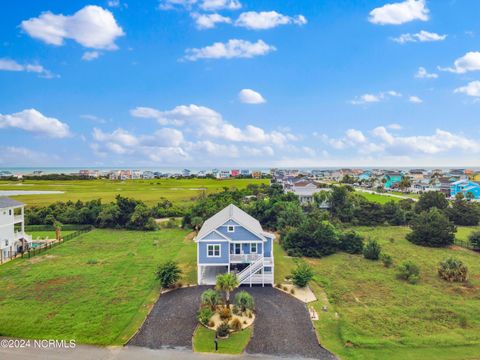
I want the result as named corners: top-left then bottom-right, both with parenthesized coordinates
top-left (195, 204), bottom-right (275, 286)
top-left (450, 180), bottom-right (480, 199)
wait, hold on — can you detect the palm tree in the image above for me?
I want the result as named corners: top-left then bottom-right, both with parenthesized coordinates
top-left (201, 289), bottom-right (221, 311)
top-left (215, 273), bottom-right (239, 307)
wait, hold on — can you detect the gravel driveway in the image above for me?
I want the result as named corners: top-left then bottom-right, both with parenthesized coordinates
top-left (129, 285), bottom-right (335, 359)
top-left (128, 286), bottom-right (207, 349)
top-left (245, 287), bottom-right (336, 360)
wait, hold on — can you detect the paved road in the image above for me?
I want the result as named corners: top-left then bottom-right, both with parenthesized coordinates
top-left (0, 344), bottom-right (308, 360)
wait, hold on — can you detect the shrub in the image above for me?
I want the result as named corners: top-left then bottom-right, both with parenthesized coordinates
top-left (339, 231), bottom-right (364, 254)
top-left (291, 262), bottom-right (315, 288)
top-left (197, 307), bottom-right (214, 325)
top-left (156, 261), bottom-right (182, 288)
top-left (216, 323), bottom-right (230, 338)
top-left (230, 318), bottom-right (242, 332)
top-left (87, 259), bottom-right (98, 265)
top-left (406, 208), bottom-right (456, 247)
top-left (234, 291), bottom-right (254, 312)
top-left (469, 231), bottom-right (480, 250)
top-left (290, 288), bottom-right (295, 295)
top-left (282, 286), bottom-right (288, 291)
top-left (201, 289), bottom-right (222, 311)
top-left (275, 283), bottom-right (282, 288)
top-left (363, 240), bottom-right (381, 260)
top-left (397, 261), bottom-right (420, 284)
top-left (381, 253), bottom-right (393, 268)
top-left (208, 320), bottom-right (215, 328)
top-left (438, 257), bottom-right (468, 282)
top-left (219, 307), bottom-right (232, 320)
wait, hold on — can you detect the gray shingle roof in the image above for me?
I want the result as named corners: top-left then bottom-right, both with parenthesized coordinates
top-left (197, 204), bottom-right (264, 240)
top-left (0, 197), bottom-right (24, 209)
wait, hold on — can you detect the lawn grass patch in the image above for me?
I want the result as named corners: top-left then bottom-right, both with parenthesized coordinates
top-left (193, 325), bottom-right (252, 354)
top-left (0, 228), bottom-right (194, 344)
top-left (0, 178), bottom-right (268, 207)
top-left (298, 226), bottom-right (480, 360)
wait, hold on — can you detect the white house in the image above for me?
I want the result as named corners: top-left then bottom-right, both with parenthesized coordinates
top-left (0, 197), bottom-right (31, 261)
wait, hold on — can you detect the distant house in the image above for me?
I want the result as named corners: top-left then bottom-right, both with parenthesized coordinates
top-left (450, 180), bottom-right (480, 199)
top-left (142, 171), bottom-right (155, 179)
top-left (0, 198), bottom-right (31, 261)
top-left (240, 169), bottom-right (250, 176)
top-left (286, 180), bottom-right (330, 206)
top-left (358, 171), bottom-right (372, 181)
top-left (216, 170), bottom-right (231, 179)
top-left (231, 169), bottom-right (240, 177)
top-left (195, 204), bottom-right (274, 286)
top-left (182, 169), bottom-right (191, 177)
top-left (251, 171), bottom-right (262, 179)
top-left (383, 172), bottom-right (403, 189)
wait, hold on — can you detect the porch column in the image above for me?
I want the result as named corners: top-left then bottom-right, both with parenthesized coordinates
top-left (21, 206), bottom-right (25, 234)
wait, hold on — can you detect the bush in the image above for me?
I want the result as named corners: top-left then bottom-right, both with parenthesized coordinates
top-left (234, 291), bottom-right (254, 312)
top-left (406, 208), bottom-right (456, 247)
top-left (216, 323), bottom-right (230, 338)
top-left (197, 307), bottom-right (214, 325)
top-left (363, 240), bottom-right (381, 260)
top-left (201, 289), bottom-right (222, 311)
top-left (397, 261), bottom-right (420, 284)
top-left (219, 307), bottom-right (232, 320)
top-left (339, 231), bottom-right (364, 254)
top-left (230, 318), bottom-right (242, 332)
top-left (291, 262), bottom-right (315, 288)
top-left (438, 257), bottom-right (468, 282)
top-left (381, 253), bottom-right (393, 268)
top-left (156, 261), bottom-right (182, 288)
top-left (469, 231), bottom-right (480, 250)
top-left (87, 259), bottom-right (98, 265)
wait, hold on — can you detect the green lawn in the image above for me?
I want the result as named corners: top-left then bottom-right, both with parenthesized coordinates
top-left (193, 325), bottom-right (252, 354)
top-left (0, 178), bottom-right (268, 207)
top-left (357, 192), bottom-right (402, 204)
top-left (274, 226), bottom-right (480, 360)
top-left (0, 228), bottom-right (195, 344)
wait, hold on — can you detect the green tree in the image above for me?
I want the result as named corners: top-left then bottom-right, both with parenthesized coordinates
top-left (407, 208), bottom-right (456, 247)
top-left (128, 203), bottom-right (158, 231)
top-left (291, 262), bottom-right (315, 287)
top-left (363, 239), bottom-right (381, 260)
top-left (398, 177), bottom-right (412, 191)
top-left (201, 289), bottom-right (222, 311)
top-left (438, 257), bottom-right (468, 282)
top-left (215, 273), bottom-right (238, 306)
top-left (156, 261), bottom-right (182, 288)
top-left (415, 191), bottom-right (449, 213)
top-left (445, 193), bottom-right (480, 226)
top-left (339, 231), bottom-right (364, 254)
top-left (329, 186), bottom-right (354, 222)
top-left (234, 291), bottom-right (254, 312)
top-left (469, 231), bottom-right (480, 250)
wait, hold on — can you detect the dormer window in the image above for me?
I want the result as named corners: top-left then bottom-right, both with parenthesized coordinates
top-left (227, 225), bottom-right (235, 232)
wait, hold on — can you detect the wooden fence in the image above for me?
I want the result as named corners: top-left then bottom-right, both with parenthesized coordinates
top-left (454, 239), bottom-right (477, 251)
top-left (0, 226), bottom-right (93, 265)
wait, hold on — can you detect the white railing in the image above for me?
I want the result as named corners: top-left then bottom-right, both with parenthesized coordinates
top-left (230, 253), bottom-right (262, 263)
top-left (237, 256), bottom-right (264, 283)
top-left (13, 215), bottom-right (23, 224)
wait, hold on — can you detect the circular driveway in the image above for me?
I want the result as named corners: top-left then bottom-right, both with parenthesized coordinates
top-left (129, 285), bottom-right (335, 359)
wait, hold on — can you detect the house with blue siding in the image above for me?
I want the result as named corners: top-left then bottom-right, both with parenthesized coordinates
top-left (383, 172), bottom-right (403, 189)
top-left (195, 204), bottom-right (274, 286)
top-left (450, 180), bottom-right (480, 199)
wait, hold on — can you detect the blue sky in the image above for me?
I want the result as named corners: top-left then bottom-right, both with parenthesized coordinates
top-left (1, 0), bottom-right (480, 168)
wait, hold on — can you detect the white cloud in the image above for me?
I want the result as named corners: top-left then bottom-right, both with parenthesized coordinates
top-left (0, 58), bottom-right (55, 78)
top-left (93, 127), bottom-right (139, 146)
top-left (409, 95), bottom-right (423, 103)
top-left (345, 129), bottom-right (367, 143)
top-left (107, 0), bottom-right (120, 7)
top-left (80, 114), bottom-right (107, 123)
top-left (235, 11), bottom-right (307, 30)
top-left (369, 0), bottom-right (429, 25)
top-left (454, 81), bottom-right (480, 97)
top-left (182, 39), bottom-right (276, 61)
top-left (387, 123), bottom-right (403, 130)
top-left (200, 0), bottom-right (241, 11)
top-left (0, 146), bottom-right (55, 166)
top-left (130, 104), bottom-right (296, 146)
top-left (392, 30), bottom-right (446, 43)
top-left (350, 90), bottom-right (401, 105)
top-left (191, 13), bottom-right (231, 29)
top-left (238, 89), bottom-right (266, 104)
top-left (82, 51), bottom-right (101, 61)
top-left (439, 51), bottom-right (480, 74)
top-left (21, 5), bottom-right (124, 50)
top-left (415, 66), bottom-right (438, 79)
top-left (158, 0), bottom-right (197, 10)
top-left (0, 109), bottom-right (70, 138)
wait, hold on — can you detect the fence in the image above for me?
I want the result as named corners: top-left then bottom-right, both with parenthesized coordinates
top-left (454, 239), bottom-right (477, 251)
top-left (0, 226), bottom-right (93, 265)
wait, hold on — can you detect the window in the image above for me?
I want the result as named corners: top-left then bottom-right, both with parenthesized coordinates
top-left (5, 240), bottom-right (9, 247)
top-left (232, 243), bottom-right (241, 254)
top-left (250, 243), bottom-right (257, 254)
top-left (8, 210), bottom-right (12, 216)
top-left (227, 225), bottom-right (235, 232)
top-left (207, 244), bottom-right (221, 257)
